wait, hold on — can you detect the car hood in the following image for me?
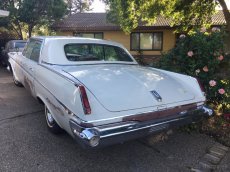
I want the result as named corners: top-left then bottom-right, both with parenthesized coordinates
top-left (63, 64), bottom-right (195, 112)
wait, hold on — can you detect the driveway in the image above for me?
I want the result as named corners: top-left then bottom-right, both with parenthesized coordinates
top-left (0, 68), bottom-right (229, 172)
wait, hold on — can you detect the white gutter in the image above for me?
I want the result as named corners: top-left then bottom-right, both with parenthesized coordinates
top-left (0, 10), bottom-right (9, 17)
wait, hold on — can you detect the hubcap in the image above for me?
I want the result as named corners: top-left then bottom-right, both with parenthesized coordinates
top-left (47, 111), bottom-right (54, 124)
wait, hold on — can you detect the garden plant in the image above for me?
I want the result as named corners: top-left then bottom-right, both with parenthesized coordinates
top-left (154, 28), bottom-right (230, 145)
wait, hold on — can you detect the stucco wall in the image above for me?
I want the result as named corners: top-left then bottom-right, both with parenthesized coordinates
top-left (56, 29), bottom-right (176, 57)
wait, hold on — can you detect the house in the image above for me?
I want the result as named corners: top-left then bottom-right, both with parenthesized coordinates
top-left (0, 10), bottom-right (9, 17)
top-left (53, 11), bottom-right (226, 62)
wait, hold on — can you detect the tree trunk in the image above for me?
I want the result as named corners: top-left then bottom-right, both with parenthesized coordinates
top-left (218, 0), bottom-right (230, 31)
top-left (15, 20), bottom-right (23, 40)
top-left (28, 25), bottom-right (34, 38)
top-left (218, 0), bottom-right (230, 53)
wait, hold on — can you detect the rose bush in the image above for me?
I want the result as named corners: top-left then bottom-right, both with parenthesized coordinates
top-left (154, 29), bottom-right (229, 114)
top-left (152, 29), bottom-right (229, 144)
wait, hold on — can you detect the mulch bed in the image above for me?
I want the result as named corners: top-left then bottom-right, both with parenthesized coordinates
top-left (200, 114), bottom-right (230, 147)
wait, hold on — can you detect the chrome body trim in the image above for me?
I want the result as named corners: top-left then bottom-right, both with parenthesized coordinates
top-left (39, 63), bottom-right (80, 86)
top-left (151, 90), bottom-right (162, 102)
top-left (69, 105), bottom-right (213, 148)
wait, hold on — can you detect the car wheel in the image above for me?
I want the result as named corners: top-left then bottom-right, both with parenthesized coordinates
top-left (45, 105), bottom-right (63, 134)
top-left (12, 72), bottom-right (23, 87)
top-left (7, 64), bottom-right (12, 73)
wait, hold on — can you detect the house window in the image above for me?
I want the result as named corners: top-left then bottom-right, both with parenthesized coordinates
top-left (73, 32), bottom-right (103, 39)
top-left (130, 32), bottom-right (163, 51)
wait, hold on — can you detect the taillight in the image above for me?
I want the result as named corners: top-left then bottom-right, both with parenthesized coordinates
top-left (196, 78), bottom-right (205, 93)
top-left (79, 85), bottom-right (91, 115)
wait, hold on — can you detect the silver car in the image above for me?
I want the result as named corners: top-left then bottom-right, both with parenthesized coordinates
top-left (1, 40), bottom-right (27, 68)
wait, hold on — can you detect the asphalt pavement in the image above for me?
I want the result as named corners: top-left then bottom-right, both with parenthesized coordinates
top-left (0, 67), bottom-right (229, 172)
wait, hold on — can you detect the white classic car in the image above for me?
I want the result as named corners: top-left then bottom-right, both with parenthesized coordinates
top-left (8, 36), bottom-right (213, 148)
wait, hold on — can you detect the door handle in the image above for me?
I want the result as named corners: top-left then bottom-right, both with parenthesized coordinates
top-left (29, 67), bottom-right (34, 71)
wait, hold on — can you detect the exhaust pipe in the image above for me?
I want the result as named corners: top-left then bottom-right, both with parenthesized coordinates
top-left (79, 128), bottom-right (100, 147)
top-left (202, 106), bottom-right (213, 116)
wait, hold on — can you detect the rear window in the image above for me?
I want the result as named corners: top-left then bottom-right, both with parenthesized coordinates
top-left (64, 44), bottom-right (133, 62)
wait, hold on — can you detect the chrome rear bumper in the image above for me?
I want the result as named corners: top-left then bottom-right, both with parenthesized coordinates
top-left (69, 105), bottom-right (213, 148)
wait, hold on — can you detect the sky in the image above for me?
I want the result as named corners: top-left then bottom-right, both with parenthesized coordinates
top-left (91, 0), bottom-right (106, 13)
top-left (91, 0), bottom-right (230, 12)
top-left (216, 0), bottom-right (230, 9)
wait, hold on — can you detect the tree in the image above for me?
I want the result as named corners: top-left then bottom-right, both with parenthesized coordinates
top-left (219, 0), bottom-right (230, 33)
top-left (104, 0), bottom-right (230, 34)
top-left (0, 0), bottom-right (67, 39)
top-left (0, 0), bottom-right (24, 39)
top-left (66, 0), bottom-right (94, 14)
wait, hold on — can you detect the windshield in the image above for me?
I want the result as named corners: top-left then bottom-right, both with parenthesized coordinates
top-left (15, 42), bottom-right (27, 49)
top-left (64, 44), bottom-right (133, 62)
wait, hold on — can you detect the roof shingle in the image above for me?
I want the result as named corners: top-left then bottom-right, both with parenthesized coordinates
top-left (53, 11), bottom-right (226, 31)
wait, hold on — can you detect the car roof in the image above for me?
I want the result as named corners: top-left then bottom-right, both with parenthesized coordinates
top-left (31, 36), bottom-right (124, 47)
top-left (32, 36), bottom-right (137, 65)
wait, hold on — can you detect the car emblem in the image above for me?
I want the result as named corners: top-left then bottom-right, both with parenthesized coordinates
top-left (150, 90), bottom-right (162, 102)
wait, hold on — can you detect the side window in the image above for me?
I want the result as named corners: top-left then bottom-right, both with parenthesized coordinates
top-left (22, 43), bottom-right (28, 56)
top-left (22, 40), bottom-right (41, 62)
top-left (30, 41), bottom-right (41, 62)
top-left (22, 41), bottom-right (35, 58)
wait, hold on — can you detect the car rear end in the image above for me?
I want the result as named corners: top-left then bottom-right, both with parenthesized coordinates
top-left (66, 68), bottom-right (213, 148)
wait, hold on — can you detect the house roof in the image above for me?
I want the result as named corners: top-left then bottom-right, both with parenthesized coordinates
top-left (53, 13), bottom-right (119, 31)
top-left (211, 11), bottom-right (226, 25)
top-left (53, 11), bottom-right (226, 31)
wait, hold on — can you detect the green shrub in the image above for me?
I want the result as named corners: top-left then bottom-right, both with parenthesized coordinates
top-left (154, 29), bottom-right (230, 114)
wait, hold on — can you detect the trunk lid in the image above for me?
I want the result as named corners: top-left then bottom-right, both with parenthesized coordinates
top-left (63, 64), bottom-right (195, 112)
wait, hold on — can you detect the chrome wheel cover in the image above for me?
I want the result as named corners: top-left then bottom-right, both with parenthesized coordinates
top-left (45, 107), bottom-right (55, 127)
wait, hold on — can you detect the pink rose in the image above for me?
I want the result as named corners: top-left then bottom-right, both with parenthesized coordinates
top-left (218, 88), bottom-right (225, 94)
top-left (209, 80), bottom-right (216, 87)
top-left (203, 66), bottom-right (208, 72)
top-left (218, 55), bottom-right (224, 61)
top-left (187, 51), bottom-right (194, 57)
top-left (179, 34), bottom-right (186, 39)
